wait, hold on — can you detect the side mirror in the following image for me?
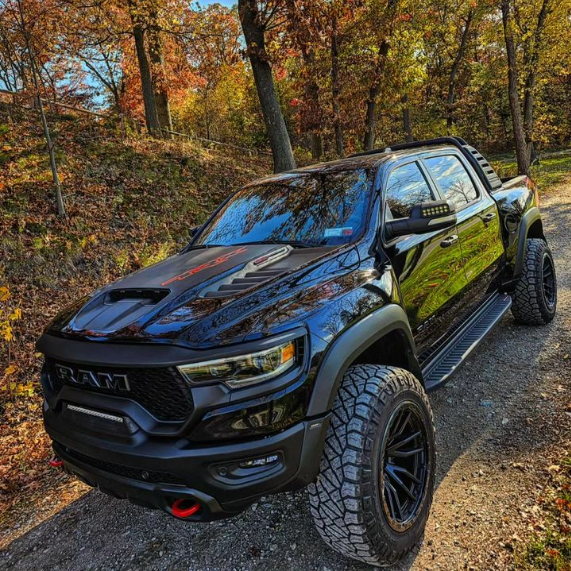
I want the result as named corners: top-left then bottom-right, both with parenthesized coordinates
top-left (386, 200), bottom-right (457, 238)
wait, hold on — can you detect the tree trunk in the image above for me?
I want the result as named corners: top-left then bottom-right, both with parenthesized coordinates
top-left (303, 69), bottom-right (322, 160)
top-left (283, 0), bottom-right (321, 161)
top-left (16, 0), bottom-right (65, 217)
top-left (501, 0), bottom-right (530, 175)
top-left (522, 0), bottom-right (550, 164)
top-left (307, 79), bottom-right (322, 161)
top-left (331, 18), bottom-right (344, 158)
top-left (362, 40), bottom-right (390, 150)
top-left (362, 0), bottom-right (398, 151)
top-left (128, 0), bottom-right (160, 136)
top-left (402, 94), bottom-right (413, 142)
top-left (446, 9), bottom-right (474, 132)
top-left (148, 22), bottom-right (173, 136)
top-left (238, 0), bottom-right (295, 173)
top-left (310, 132), bottom-right (323, 160)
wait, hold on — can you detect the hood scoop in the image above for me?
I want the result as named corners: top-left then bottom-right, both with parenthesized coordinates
top-left (70, 288), bottom-right (170, 332)
top-left (201, 246), bottom-right (291, 299)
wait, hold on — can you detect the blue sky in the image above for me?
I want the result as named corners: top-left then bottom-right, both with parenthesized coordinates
top-left (200, 0), bottom-right (236, 7)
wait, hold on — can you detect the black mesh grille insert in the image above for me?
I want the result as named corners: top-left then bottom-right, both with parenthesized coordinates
top-left (64, 446), bottom-right (186, 485)
top-left (44, 358), bottom-right (193, 421)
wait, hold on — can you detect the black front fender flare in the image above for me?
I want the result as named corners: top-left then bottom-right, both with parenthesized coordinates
top-left (513, 206), bottom-right (543, 278)
top-left (307, 304), bottom-right (421, 416)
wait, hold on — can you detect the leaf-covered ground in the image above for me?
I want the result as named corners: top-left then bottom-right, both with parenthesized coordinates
top-left (0, 106), bottom-right (270, 531)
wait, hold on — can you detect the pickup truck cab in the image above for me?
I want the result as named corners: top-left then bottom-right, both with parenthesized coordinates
top-left (37, 137), bottom-right (557, 566)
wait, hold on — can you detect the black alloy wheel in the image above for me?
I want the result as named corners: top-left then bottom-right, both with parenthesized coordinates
top-left (542, 253), bottom-right (556, 308)
top-left (380, 401), bottom-right (430, 532)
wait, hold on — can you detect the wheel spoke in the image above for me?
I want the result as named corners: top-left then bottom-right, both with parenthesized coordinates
top-left (386, 410), bottom-right (410, 448)
top-left (392, 464), bottom-right (422, 484)
top-left (385, 465), bottom-right (418, 501)
top-left (387, 430), bottom-right (421, 455)
top-left (389, 447), bottom-right (424, 458)
top-left (385, 480), bottom-right (403, 520)
top-left (395, 411), bottom-right (411, 436)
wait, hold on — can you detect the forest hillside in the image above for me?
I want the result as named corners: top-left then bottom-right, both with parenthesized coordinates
top-left (0, 105), bottom-right (269, 527)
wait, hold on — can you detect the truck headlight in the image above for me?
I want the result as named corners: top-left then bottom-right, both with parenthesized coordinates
top-left (177, 340), bottom-right (297, 388)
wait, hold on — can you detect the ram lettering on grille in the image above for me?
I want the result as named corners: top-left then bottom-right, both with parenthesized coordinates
top-left (55, 364), bottom-right (130, 392)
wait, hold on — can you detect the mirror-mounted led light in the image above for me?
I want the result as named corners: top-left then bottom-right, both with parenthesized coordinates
top-left (421, 203), bottom-right (450, 218)
top-left (177, 340), bottom-right (297, 389)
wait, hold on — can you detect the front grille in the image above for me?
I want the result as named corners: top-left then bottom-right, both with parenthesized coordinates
top-left (44, 358), bottom-right (193, 421)
top-left (63, 446), bottom-right (186, 485)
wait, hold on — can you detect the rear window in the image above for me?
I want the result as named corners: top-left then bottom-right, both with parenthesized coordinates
top-left (424, 155), bottom-right (478, 210)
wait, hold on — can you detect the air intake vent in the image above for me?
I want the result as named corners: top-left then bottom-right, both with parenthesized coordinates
top-left (201, 246), bottom-right (291, 299)
top-left (465, 145), bottom-right (503, 191)
top-left (106, 289), bottom-right (169, 305)
top-left (203, 268), bottom-right (284, 298)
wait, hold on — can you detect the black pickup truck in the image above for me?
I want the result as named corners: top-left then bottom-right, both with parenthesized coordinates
top-left (38, 137), bottom-right (557, 566)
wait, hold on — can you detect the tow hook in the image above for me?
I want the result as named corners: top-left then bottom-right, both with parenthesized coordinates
top-left (48, 456), bottom-right (64, 468)
top-left (171, 498), bottom-right (201, 519)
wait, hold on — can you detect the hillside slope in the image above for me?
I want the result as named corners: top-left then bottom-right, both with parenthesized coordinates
top-left (0, 105), bottom-right (270, 534)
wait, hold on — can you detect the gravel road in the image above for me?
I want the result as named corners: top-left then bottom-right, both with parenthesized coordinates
top-left (2, 184), bottom-right (570, 571)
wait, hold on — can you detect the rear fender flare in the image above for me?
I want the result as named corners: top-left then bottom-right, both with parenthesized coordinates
top-left (307, 304), bottom-right (421, 417)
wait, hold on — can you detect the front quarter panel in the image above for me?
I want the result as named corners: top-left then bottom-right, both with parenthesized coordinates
top-left (492, 181), bottom-right (542, 281)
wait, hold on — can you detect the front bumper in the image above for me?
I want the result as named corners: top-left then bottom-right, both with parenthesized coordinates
top-left (47, 408), bottom-right (330, 521)
top-left (39, 330), bottom-right (329, 520)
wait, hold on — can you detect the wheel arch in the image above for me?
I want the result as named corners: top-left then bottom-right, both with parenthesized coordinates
top-left (307, 304), bottom-right (422, 416)
top-left (514, 207), bottom-right (545, 278)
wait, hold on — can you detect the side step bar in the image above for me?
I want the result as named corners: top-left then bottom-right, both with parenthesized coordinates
top-left (421, 293), bottom-right (512, 392)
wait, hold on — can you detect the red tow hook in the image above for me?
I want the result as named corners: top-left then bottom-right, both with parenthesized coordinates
top-left (171, 499), bottom-right (201, 519)
top-left (49, 456), bottom-right (64, 468)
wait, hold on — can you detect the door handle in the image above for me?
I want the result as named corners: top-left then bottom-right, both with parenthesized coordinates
top-left (482, 212), bottom-right (497, 223)
top-left (440, 235), bottom-right (459, 248)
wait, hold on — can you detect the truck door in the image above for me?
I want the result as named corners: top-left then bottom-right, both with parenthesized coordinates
top-left (422, 154), bottom-right (505, 316)
top-left (382, 160), bottom-right (467, 355)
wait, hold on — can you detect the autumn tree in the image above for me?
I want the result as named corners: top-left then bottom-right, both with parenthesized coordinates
top-left (62, 0), bottom-right (128, 112)
top-left (501, 0), bottom-right (553, 174)
top-left (283, 0), bottom-right (325, 159)
top-left (359, 0), bottom-right (400, 150)
top-left (2, 0), bottom-right (66, 216)
top-left (238, 0), bottom-right (296, 173)
top-left (176, 4), bottom-right (244, 141)
top-left (446, 3), bottom-right (476, 131)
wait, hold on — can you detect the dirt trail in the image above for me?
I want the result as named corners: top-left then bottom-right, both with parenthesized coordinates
top-left (1, 183), bottom-right (570, 571)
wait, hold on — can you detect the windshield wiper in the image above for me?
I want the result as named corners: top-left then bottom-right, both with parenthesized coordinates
top-left (182, 243), bottom-right (225, 252)
top-left (234, 240), bottom-right (322, 249)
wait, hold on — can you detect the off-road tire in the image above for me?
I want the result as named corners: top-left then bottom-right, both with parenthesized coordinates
top-left (308, 365), bottom-right (435, 567)
top-left (511, 238), bottom-right (557, 325)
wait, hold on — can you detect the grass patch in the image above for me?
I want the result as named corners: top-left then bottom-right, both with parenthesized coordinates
top-left (492, 153), bottom-right (571, 189)
top-left (516, 458), bottom-right (571, 570)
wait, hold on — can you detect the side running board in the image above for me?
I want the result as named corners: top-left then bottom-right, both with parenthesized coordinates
top-left (422, 293), bottom-right (512, 392)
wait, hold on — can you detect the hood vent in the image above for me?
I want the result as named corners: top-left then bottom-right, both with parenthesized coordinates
top-left (106, 289), bottom-right (170, 305)
top-left (71, 288), bottom-right (170, 331)
top-left (201, 246), bottom-right (291, 299)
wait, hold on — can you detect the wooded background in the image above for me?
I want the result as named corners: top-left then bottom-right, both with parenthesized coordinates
top-left (1, 0), bottom-right (570, 188)
top-left (2, 0), bottom-right (571, 551)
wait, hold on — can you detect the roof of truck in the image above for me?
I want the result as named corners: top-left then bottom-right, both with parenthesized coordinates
top-left (246, 136), bottom-right (503, 192)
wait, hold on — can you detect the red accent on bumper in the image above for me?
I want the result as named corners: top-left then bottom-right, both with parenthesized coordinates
top-left (171, 498), bottom-right (201, 518)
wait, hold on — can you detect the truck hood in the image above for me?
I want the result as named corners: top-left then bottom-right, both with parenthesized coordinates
top-left (47, 243), bottom-right (359, 348)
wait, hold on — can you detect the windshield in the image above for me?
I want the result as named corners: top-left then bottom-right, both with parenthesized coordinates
top-left (196, 169), bottom-right (372, 247)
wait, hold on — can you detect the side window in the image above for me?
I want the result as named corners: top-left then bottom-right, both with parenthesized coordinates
top-left (424, 155), bottom-right (478, 210)
top-left (385, 162), bottom-right (436, 220)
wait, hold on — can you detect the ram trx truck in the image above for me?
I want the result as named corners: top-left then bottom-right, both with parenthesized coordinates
top-left (38, 137), bottom-right (557, 566)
